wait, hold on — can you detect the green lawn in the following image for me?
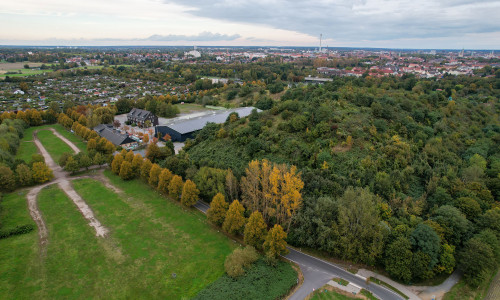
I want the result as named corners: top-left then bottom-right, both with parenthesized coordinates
top-left (0, 69), bottom-right (53, 78)
top-left (0, 191), bottom-right (42, 298)
top-left (37, 129), bottom-right (75, 163)
top-left (50, 124), bottom-right (87, 152)
top-left (309, 286), bottom-right (356, 300)
top-left (70, 173), bottom-right (236, 298)
top-left (16, 125), bottom-right (87, 163)
top-left (16, 125), bottom-right (53, 162)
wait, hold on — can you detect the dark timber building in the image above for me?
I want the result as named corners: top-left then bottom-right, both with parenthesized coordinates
top-left (127, 108), bottom-right (158, 127)
top-left (155, 107), bottom-right (259, 142)
top-left (94, 124), bottom-right (135, 146)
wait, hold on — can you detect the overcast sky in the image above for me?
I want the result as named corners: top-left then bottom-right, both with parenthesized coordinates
top-left (1, 0), bottom-right (499, 49)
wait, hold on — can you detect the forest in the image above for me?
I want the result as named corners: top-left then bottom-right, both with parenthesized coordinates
top-left (177, 74), bottom-right (500, 286)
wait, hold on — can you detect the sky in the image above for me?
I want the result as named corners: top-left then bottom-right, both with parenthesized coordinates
top-left (1, 0), bottom-right (499, 49)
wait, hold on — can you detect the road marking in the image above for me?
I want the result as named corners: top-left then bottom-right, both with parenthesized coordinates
top-left (355, 274), bottom-right (366, 280)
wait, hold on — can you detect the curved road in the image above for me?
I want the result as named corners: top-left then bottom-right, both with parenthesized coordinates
top-left (194, 200), bottom-right (404, 300)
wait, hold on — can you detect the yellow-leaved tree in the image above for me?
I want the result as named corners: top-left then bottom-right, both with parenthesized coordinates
top-left (32, 162), bottom-right (54, 184)
top-left (157, 168), bottom-right (173, 194)
top-left (207, 193), bottom-right (229, 226)
top-left (111, 154), bottom-right (124, 175)
top-left (244, 211), bottom-right (267, 249)
top-left (222, 200), bottom-right (246, 235)
top-left (168, 175), bottom-right (184, 200)
top-left (181, 179), bottom-right (199, 207)
top-left (148, 164), bottom-right (162, 187)
top-left (263, 224), bottom-right (288, 259)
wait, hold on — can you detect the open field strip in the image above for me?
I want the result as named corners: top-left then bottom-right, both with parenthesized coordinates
top-left (0, 191), bottom-right (42, 299)
top-left (36, 129), bottom-right (76, 163)
top-left (72, 174), bottom-right (236, 298)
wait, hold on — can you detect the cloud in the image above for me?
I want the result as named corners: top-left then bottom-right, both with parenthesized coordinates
top-left (165, 0), bottom-right (500, 44)
top-left (145, 31), bottom-right (240, 41)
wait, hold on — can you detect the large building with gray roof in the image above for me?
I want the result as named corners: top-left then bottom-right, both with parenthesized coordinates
top-left (94, 124), bottom-right (136, 147)
top-left (155, 107), bottom-right (259, 142)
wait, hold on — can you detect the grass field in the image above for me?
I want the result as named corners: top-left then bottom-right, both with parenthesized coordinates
top-left (0, 191), bottom-right (42, 298)
top-left (308, 285), bottom-right (377, 300)
top-left (0, 62), bottom-right (44, 71)
top-left (37, 129), bottom-right (75, 163)
top-left (16, 125), bottom-right (53, 162)
top-left (16, 125), bottom-right (87, 163)
top-left (71, 173), bottom-right (236, 298)
top-left (0, 69), bottom-right (53, 78)
top-left (50, 124), bottom-right (87, 152)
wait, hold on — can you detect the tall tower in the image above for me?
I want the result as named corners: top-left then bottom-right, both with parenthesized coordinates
top-left (319, 34), bottom-right (322, 53)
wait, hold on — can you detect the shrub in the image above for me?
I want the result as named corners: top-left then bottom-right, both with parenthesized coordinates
top-left (224, 246), bottom-right (259, 278)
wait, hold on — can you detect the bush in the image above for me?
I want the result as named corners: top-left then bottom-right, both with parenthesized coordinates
top-left (0, 224), bottom-right (35, 239)
top-left (194, 259), bottom-right (297, 300)
top-left (224, 246), bottom-right (259, 278)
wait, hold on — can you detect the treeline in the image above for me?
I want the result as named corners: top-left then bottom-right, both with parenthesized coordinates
top-left (182, 74), bottom-right (500, 286)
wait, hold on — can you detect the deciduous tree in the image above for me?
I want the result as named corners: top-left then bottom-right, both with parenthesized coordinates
top-left (32, 162), bottom-right (53, 183)
top-left (111, 154), bottom-right (124, 174)
top-left (223, 200), bottom-right (246, 235)
top-left (157, 168), bottom-right (173, 194)
top-left (244, 211), bottom-right (267, 249)
top-left (181, 179), bottom-right (199, 207)
top-left (15, 164), bottom-right (32, 186)
top-left (207, 193), bottom-right (229, 226)
top-left (140, 159), bottom-right (152, 181)
top-left (119, 161), bottom-right (134, 180)
top-left (148, 164), bottom-right (162, 187)
top-left (263, 224), bottom-right (288, 259)
top-left (168, 175), bottom-right (183, 200)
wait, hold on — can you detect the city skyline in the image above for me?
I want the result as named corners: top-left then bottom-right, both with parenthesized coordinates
top-left (1, 0), bottom-right (500, 49)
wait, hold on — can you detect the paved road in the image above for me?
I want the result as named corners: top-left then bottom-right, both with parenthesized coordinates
top-left (286, 248), bottom-right (404, 300)
top-left (194, 200), bottom-right (404, 300)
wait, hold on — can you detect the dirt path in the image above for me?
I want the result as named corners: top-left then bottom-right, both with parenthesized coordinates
top-left (57, 180), bottom-right (109, 237)
top-left (408, 271), bottom-right (460, 300)
top-left (28, 129), bottom-right (109, 246)
top-left (48, 128), bottom-right (81, 154)
top-left (26, 183), bottom-right (52, 255)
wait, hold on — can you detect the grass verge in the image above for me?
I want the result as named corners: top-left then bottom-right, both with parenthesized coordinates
top-left (368, 277), bottom-right (409, 300)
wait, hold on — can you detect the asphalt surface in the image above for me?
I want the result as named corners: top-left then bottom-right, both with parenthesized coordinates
top-left (194, 200), bottom-right (404, 300)
top-left (285, 248), bottom-right (404, 300)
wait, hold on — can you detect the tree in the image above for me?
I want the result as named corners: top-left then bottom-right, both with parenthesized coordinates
top-left (334, 187), bottom-right (384, 265)
top-left (79, 154), bottom-right (93, 170)
top-left (111, 154), bottom-right (124, 175)
top-left (264, 224), bottom-right (288, 259)
top-left (148, 164), bottom-right (162, 187)
top-left (131, 154), bottom-right (143, 173)
top-left (157, 168), bottom-right (173, 194)
top-left (124, 151), bottom-right (134, 162)
top-left (222, 200), bottom-right (246, 235)
top-left (244, 211), bottom-right (268, 249)
top-left (119, 161), bottom-right (134, 180)
top-left (168, 175), bottom-right (183, 200)
top-left (384, 236), bottom-right (413, 283)
top-left (410, 223), bottom-right (441, 270)
top-left (32, 162), bottom-right (53, 183)
top-left (432, 205), bottom-right (470, 246)
top-left (87, 138), bottom-right (97, 152)
top-left (64, 156), bottom-right (80, 174)
top-left (459, 237), bottom-right (496, 287)
top-left (140, 159), bottom-right (152, 181)
top-left (181, 179), bottom-right (199, 207)
top-left (207, 193), bottom-right (229, 226)
top-left (93, 152), bottom-right (106, 166)
top-left (193, 167), bottom-right (227, 201)
top-left (15, 164), bottom-right (32, 187)
top-left (0, 166), bottom-right (16, 192)
top-left (225, 169), bottom-right (239, 201)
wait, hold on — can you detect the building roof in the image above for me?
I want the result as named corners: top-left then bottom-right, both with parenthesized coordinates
top-left (127, 108), bottom-right (154, 121)
top-left (158, 107), bottom-right (260, 135)
top-left (94, 124), bottom-right (135, 146)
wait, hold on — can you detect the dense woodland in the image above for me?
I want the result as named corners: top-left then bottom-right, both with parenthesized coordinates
top-left (179, 74), bottom-right (500, 286)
